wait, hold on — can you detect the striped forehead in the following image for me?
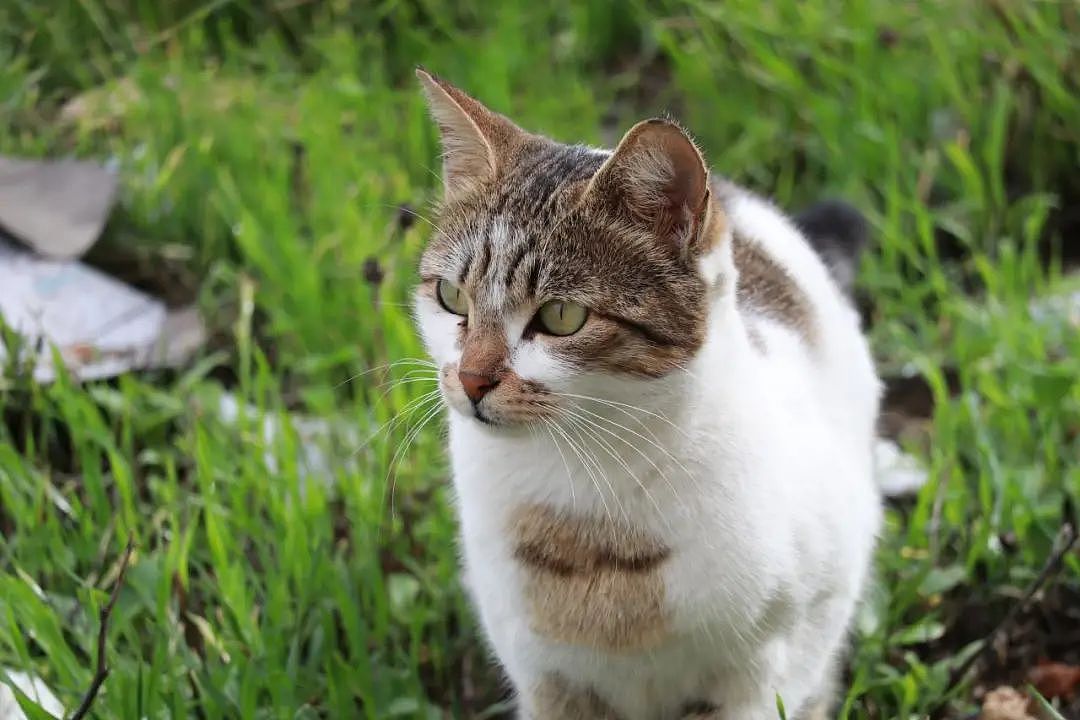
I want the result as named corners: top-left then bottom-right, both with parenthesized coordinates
top-left (434, 143), bottom-right (609, 312)
top-left (462, 216), bottom-right (533, 310)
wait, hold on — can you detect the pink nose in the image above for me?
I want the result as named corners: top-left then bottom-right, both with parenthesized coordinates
top-left (459, 371), bottom-right (500, 403)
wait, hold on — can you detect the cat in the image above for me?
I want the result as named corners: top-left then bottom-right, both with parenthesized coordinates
top-left (412, 67), bottom-right (882, 720)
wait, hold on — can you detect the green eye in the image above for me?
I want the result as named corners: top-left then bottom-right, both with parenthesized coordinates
top-left (537, 300), bottom-right (588, 336)
top-left (436, 280), bottom-right (469, 316)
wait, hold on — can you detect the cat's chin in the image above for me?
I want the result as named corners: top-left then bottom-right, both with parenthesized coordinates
top-left (449, 404), bottom-right (534, 434)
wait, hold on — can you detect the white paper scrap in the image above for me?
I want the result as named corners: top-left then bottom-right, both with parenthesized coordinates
top-left (0, 240), bottom-right (205, 382)
top-left (0, 669), bottom-right (63, 720)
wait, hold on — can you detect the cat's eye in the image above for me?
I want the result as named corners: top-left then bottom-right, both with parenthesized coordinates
top-left (536, 300), bottom-right (588, 336)
top-left (437, 280), bottom-right (469, 316)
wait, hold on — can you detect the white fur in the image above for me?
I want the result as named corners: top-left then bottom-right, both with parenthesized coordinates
top-left (416, 189), bottom-right (883, 719)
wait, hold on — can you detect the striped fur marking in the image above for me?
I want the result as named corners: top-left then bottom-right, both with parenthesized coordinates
top-left (528, 672), bottom-right (624, 720)
top-left (511, 504), bottom-right (671, 652)
top-left (732, 232), bottom-right (816, 345)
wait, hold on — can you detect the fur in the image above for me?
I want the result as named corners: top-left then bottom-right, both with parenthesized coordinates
top-left (413, 68), bottom-right (882, 720)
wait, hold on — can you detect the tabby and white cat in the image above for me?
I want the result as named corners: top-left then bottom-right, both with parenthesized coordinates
top-left (412, 68), bottom-right (882, 720)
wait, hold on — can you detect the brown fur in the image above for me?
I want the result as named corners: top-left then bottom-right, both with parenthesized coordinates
top-left (525, 685), bottom-right (824, 720)
top-left (420, 146), bottom-right (715, 376)
top-left (586, 119), bottom-right (712, 258)
top-left (677, 699), bottom-right (827, 719)
top-left (417, 73), bottom-right (819, 429)
top-left (472, 373), bottom-right (555, 424)
top-left (416, 68), bottom-right (529, 202)
top-left (458, 322), bottom-right (508, 378)
top-left (732, 232), bottom-right (816, 344)
top-left (417, 80), bottom-right (718, 387)
top-left (709, 177), bottom-right (817, 345)
top-left (527, 672), bottom-right (624, 720)
top-left (745, 321), bottom-right (768, 352)
top-left (511, 504), bottom-right (671, 652)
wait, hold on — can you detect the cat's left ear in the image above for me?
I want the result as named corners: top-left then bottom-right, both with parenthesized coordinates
top-left (586, 119), bottom-right (711, 256)
top-left (416, 67), bottom-right (524, 202)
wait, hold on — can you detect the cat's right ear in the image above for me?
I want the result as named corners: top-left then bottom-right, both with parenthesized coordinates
top-left (416, 68), bottom-right (523, 202)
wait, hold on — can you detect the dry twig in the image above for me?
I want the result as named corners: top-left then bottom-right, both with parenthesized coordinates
top-left (67, 538), bottom-right (135, 720)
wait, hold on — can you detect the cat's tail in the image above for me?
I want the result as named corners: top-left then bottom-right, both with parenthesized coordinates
top-left (794, 199), bottom-right (869, 298)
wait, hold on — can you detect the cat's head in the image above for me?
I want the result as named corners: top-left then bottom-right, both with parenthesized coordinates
top-left (413, 69), bottom-right (726, 428)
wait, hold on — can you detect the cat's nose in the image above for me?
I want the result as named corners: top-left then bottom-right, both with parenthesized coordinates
top-left (459, 370), bottom-right (500, 404)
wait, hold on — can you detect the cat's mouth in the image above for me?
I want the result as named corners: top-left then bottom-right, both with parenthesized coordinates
top-left (464, 397), bottom-right (519, 428)
top-left (440, 363), bottom-right (558, 428)
top-left (472, 407), bottom-right (495, 425)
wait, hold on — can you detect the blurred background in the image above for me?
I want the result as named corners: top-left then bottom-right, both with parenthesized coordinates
top-left (0, 1), bottom-right (1078, 718)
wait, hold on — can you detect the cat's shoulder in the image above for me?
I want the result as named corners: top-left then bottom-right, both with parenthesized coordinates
top-left (712, 177), bottom-right (866, 356)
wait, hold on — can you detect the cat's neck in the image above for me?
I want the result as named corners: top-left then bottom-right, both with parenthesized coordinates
top-left (446, 331), bottom-right (752, 524)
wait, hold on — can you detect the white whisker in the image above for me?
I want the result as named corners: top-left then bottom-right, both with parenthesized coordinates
top-left (560, 417), bottom-right (630, 529)
top-left (542, 418), bottom-right (577, 512)
top-left (351, 389), bottom-right (442, 458)
top-left (378, 375), bottom-right (440, 399)
top-left (547, 417), bottom-right (619, 531)
top-left (569, 404), bottom-right (695, 486)
top-left (384, 399), bottom-right (445, 521)
top-left (335, 357), bottom-right (437, 389)
top-left (551, 391), bottom-right (689, 440)
top-left (562, 412), bottom-right (668, 529)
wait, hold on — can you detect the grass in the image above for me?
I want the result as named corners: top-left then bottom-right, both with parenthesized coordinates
top-left (1, 1), bottom-right (1078, 718)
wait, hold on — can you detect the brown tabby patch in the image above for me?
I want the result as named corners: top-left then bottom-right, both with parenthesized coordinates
top-left (511, 504), bottom-right (671, 652)
top-left (528, 672), bottom-right (623, 720)
top-left (732, 232), bottom-right (816, 345)
top-left (745, 321), bottom-right (768, 352)
top-left (679, 701), bottom-right (722, 719)
top-left (678, 699), bottom-right (826, 720)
